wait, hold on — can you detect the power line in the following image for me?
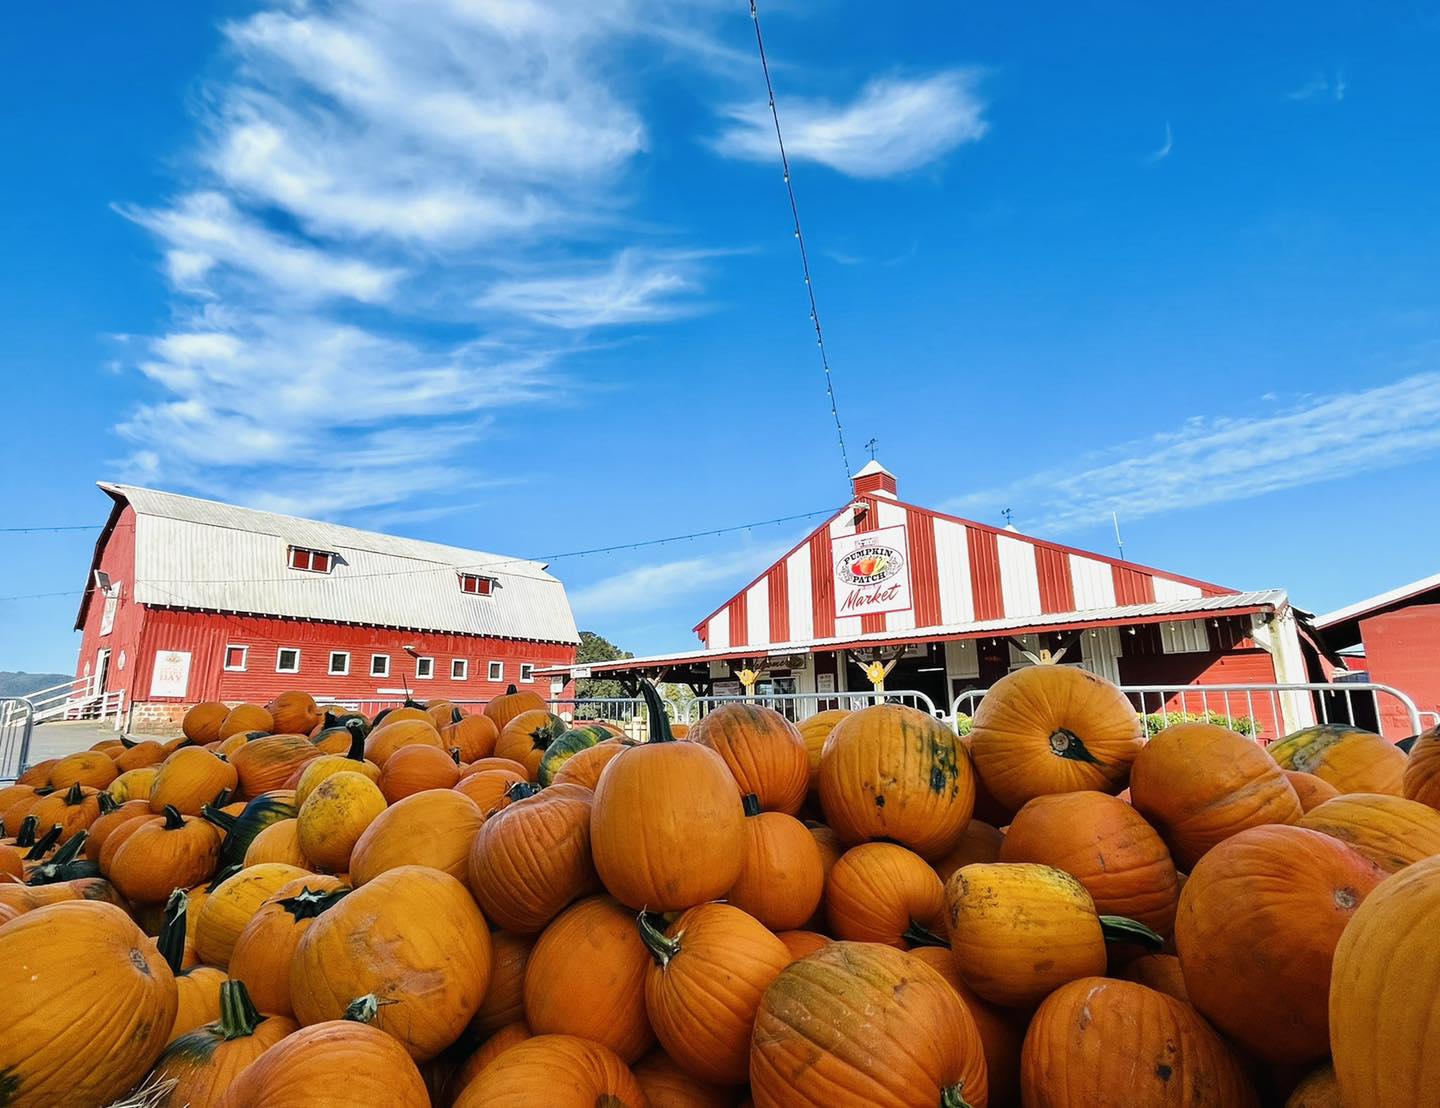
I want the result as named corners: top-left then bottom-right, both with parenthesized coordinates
top-left (748, 0), bottom-right (853, 488)
top-left (0, 525), bottom-right (102, 533)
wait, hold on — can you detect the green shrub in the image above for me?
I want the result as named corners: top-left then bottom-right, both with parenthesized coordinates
top-left (1140, 710), bottom-right (1255, 737)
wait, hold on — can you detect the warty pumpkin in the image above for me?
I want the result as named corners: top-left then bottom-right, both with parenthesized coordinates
top-left (194, 861), bottom-right (310, 967)
top-left (932, 818), bottom-right (1005, 883)
top-left (266, 689), bottom-right (321, 735)
top-left (0, 901), bottom-right (178, 1106)
top-left (724, 800), bottom-right (824, 931)
top-left (1328, 854), bottom-right (1440, 1108)
top-left (484, 683), bottom-right (548, 731)
top-left (378, 742), bottom-right (463, 802)
top-left (689, 702), bottom-right (810, 815)
top-left (750, 941), bottom-right (989, 1108)
top-left (228, 876), bottom-right (348, 1018)
top-left (471, 929), bottom-right (535, 1034)
top-left (350, 787), bottom-right (483, 885)
top-left (1020, 976), bottom-right (1259, 1107)
top-left (109, 805), bottom-right (223, 904)
top-left (633, 1049), bottom-right (736, 1108)
top-left (817, 702), bottom-right (975, 860)
top-left (494, 709), bottom-right (570, 780)
top-left (1175, 823), bottom-right (1385, 1065)
top-left (1129, 721), bottom-right (1302, 870)
top-left (296, 770), bottom-right (387, 872)
top-left (1402, 724), bottom-right (1440, 808)
top-left (184, 701), bottom-right (231, 744)
top-left (968, 664), bottom-right (1144, 811)
top-left (47, 748), bottom-right (117, 790)
top-left (363, 717), bottom-right (445, 767)
top-left (1269, 723), bottom-right (1406, 795)
top-left (442, 711), bottom-right (500, 763)
top-left (909, 945), bottom-right (1024, 1108)
top-left (523, 893), bottom-right (655, 1063)
top-left (229, 733), bottom-right (317, 798)
top-left (213, 1018), bottom-right (431, 1108)
top-left (151, 746), bottom-right (239, 815)
top-left (946, 861), bottom-right (1162, 1008)
top-left (1298, 791), bottom-right (1440, 873)
top-left (290, 865), bottom-right (492, 1060)
top-left (468, 781), bottom-right (599, 933)
top-left (147, 978), bottom-right (298, 1108)
top-left (590, 682), bottom-right (745, 912)
top-left (1285, 769), bottom-right (1341, 812)
top-left (639, 902), bottom-right (791, 1085)
top-left (1000, 791), bottom-right (1180, 935)
top-left (219, 702), bottom-right (274, 740)
top-left (826, 841), bottom-right (950, 948)
top-left (452, 1033), bottom-right (646, 1108)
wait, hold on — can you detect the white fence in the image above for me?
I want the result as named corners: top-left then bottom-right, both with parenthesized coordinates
top-left (684, 690), bottom-right (939, 724)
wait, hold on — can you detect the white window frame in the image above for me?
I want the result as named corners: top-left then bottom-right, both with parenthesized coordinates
top-left (223, 644), bottom-right (249, 672)
top-left (451, 658), bottom-right (468, 680)
top-left (370, 653), bottom-right (390, 678)
top-left (487, 660), bottom-right (504, 682)
top-left (276, 647), bottom-right (301, 674)
top-left (415, 656), bottom-right (435, 680)
top-left (519, 663), bottom-right (535, 684)
top-left (328, 651), bottom-right (351, 676)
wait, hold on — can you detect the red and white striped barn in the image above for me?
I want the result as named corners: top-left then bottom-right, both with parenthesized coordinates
top-left (544, 462), bottom-right (1316, 739)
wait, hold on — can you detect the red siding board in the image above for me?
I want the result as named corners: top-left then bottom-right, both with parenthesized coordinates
top-left (907, 509), bottom-right (942, 628)
top-left (1118, 649), bottom-right (1282, 741)
top-left (811, 533), bottom-right (836, 639)
top-left (967, 528), bottom-right (1004, 621)
top-left (768, 564), bottom-right (789, 644)
top-left (1112, 565), bottom-right (1157, 606)
top-left (728, 594), bottom-right (748, 650)
top-left (1035, 545), bottom-right (1076, 614)
top-left (1359, 606), bottom-right (1440, 739)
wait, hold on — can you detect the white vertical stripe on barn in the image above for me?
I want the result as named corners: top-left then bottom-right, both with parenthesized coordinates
top-left (1069, 555), bottom-right (1117, 610)
top-left (746, 577), bottom-right (770, 647)
top-left (787, 546), bottom-right (813, 643)
top-left (1152, 577), bottom-right (1202, 603)
top-left (933, 517), bottom-right (974, 625)
top-left (708, 609), bottom-right (730, 651)
top-left (876, 501), bottom-right (914, 630)
top-left (830, 510), bottom-right (862, 640)
top-left (996, 534), bottom-right (1042, 618)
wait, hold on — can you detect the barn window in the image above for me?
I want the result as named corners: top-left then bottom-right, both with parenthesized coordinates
top-left (415, 656), bottom-right (435, 679)
top-left (451, 659), bottom-right (468, 680)
top-left (370, 654), bottom-right (390, 677)
top-left (328, 651), bottom-right (350, 676)
top-left (488, 661), bottom-right (504, 682)
top-left (519, 663), bottom-right (535, 683)
top-left (288, 546), bottom-right (334, 573)
top-left (276, 648), bottom-right (301, 674)
top-left (458, 573), bottom-right (494, 596)
top-left (223, 645), bottom-right (248, 672)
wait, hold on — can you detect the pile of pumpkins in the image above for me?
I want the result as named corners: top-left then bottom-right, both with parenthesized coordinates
top-left (0, 667), bottom-right (1437, 1107)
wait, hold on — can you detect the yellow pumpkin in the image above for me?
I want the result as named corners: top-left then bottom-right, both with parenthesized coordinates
top-left (297, 771), bottom-right (387, 872)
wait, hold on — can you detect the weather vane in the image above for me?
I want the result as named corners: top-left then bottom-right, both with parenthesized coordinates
top-left (865, 437), bottom-right (878, 460)
top-left (1001, 508), bottom-right (1013, 527)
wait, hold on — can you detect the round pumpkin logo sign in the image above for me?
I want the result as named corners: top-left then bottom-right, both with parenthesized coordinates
top-left (838, 544), bottom-right (905, 586)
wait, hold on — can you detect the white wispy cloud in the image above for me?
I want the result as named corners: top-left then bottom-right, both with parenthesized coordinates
top-left (713, 70), bottom-right (988, 178)
top-left (1147, 122), bottom-right (1174, 164)
top-left (1288, 70), bottom-right (1347, 103)
top-left (943, 372), bottom-right (1440, 533)
top-left (477, 249), bottom-right (706, 328)
top-left (569, 542), bottom-right (790, 616)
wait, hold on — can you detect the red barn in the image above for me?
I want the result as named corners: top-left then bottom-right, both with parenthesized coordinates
top-left (1315, 572), bottom-right (1440, 739)
top-left (541, 462), bottom-right (1318, 739)
top-left (74, 483), bottom-right (579, 732)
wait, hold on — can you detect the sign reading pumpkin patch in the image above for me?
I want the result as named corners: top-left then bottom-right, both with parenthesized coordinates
top-left (832, 524), bottom-right (912, 618)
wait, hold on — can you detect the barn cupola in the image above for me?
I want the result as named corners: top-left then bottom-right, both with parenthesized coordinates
top-left (851, 459), bottom-right (898, 500)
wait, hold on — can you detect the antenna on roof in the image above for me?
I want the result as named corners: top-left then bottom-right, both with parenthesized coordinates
top-left (1112, 511), bottom-right (1126, 561)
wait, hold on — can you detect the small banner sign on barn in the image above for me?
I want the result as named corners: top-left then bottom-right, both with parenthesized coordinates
top-left (149, 650), bottom-right (192, 698)
top-left (832, 524), bottom-right (913, 618)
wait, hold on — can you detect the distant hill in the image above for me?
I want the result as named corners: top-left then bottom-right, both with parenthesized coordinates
top-left (0, 671), bottom-right (71, 698)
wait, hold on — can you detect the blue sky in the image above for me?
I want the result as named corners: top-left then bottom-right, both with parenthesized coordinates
top-left (3, 1), bottom-right (1439, 673)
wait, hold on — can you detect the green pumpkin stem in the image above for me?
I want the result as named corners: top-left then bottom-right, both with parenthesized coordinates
top-left (450, 707), bottom-right (464, 725)
top-left (217, 979), bottom-right (265, 1040)
top-left (940, 1084), bottom-right (975, 1108)
top-left (639, 681), bottom-right (674, 744)
top-left (902, 921), bottom-right (950, 950)
top-left (63, 782), bottom-right (84, 805)
top-left (25, 823), bottom-right (63, 860)
top-left (504, 781), bottom-right (542, 803)
top-left (47, 828), bottom-right (88, 867)
top-left (636, 911), bottom-right (682, 968)
top-left (212, 787), bottom-right (232, 808)
top-left (345, 726), bottom-right (366, 762)
top-left (200, 804), bottom-right (238, 834)
top-left (97, 792), bottom-right (119, 815)
top-left (277, 885), bottom-right (350, 921)
top-left (159, 889), bottom-right (188, 975)
top-left (13, 814), bottom-right (39, 849)
top-left (450, 748), bottom-right (462, 765)
top-left (1099, 914), bottom-right (1165, 952)
top-left (343, 993), bottom-right (394, 1024)
top-left (742, 793), bottom-right (762, 818)
top-left (161, 805), bottom-right (187, 831)
top-left (504, 684), bottom-right (518, 696)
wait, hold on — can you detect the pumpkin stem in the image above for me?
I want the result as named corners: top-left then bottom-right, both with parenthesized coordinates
top-left (639, 682), bottom-right (674, 744)
top-left (1048, 729), bottom-right (1104, 765)
top-left (278, 885), bottom-right (350, 920)
top-left (63, 782), bottom-right (84, 805)
top-left (345, 727), bottom-right (366, 762)
top-left (119, 734), bottom-right (138, 749)
top-left (940, 1083), bottom-right (975, 1108)
top-left (450, 748), bottom-right (462, 765)
top-left (13, 815), bottom-right (39, 849)
top-left (742, 793), bottom-right (762, 818)
top-left (25, 823), bottom-right (63, 860)
top-left (159, 888), bottom-right (188, 975)
top-left (504, 781), bottom-right (542, 803)
top-left (636, 911), bottom-right (682, 968)
top-left (343, 993), bottom-right (395, 1024)
top-left (504, 684), bottom-right (519, 696)
top-left (450, 707), bottom-right (464, 725)
top-left (47, 828), bottom-right (88, 866)
top-left (212, 787), bottom-right (232, 808)
top-left (528, 716), bottom-right (568, 751)
top-left (902, 921), bottom-right (950, 950)
top-left (208, 863), bottom-right (243, 890)
top-left (322, 710), bottom-right (339, 731)
top-left (97, 792), bottom-right (119, 815)
top-left (161, 805), bottom-right (187, 831)
top-left (1099, 915), bottom-right (1165, 952)
top-left (200, 805), bottom-right (238, 834)
top-left (217, 979), bottom-right (265, 1040)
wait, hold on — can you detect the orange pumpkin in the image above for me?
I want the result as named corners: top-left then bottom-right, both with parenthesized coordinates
top-left (826, 842), bottom-right (949, 949)
top-left (1175, 824), bottom-right (1384, 1064)
top-left (1269, 724), bottom-right (1406, 796)
top-left (468, 782), bottom-right (599, 933)
top-left (1329, 853), bottom-right (1440, 1107)
top-left (725, 802), bottom-right (824, 931)
top-left (817, 703), bottom-right (975, 860)
top-left (796, 708), bottom-right (850, 791)
top-left (909, 945), bottom-right (1024, 1108)
top-left (151, 747), bottom-right (239, 814)
top-left (775, 929), bottom-right (830, 962)
top-left (633, 1050), bottom-right (735, 1108)
top-left (471, 930), bottom-right (534, 1035)
top-left (349, 788), bottom-right (482, 885)
top-left (750, 941), bottom-right (988, 1108)
top-left (484, 683), bottom-right (547, 732)
top-left (551, 738), bottom-right (627, 789)
top-left (0, 874), bottom-right (126, 917)
top-left (266, 690), bottom-right (321, 735)
top-left (1298, 792), bottom-right (1440, 873)
top-left (229, 733), bottom-right (317, 798)
top-left (443, 712), bottom-right (500, 763)
top-left (378, 743), bottom-right (463, 803)
top-left (591, 684), bottom-right (745, 912)
top-left (293, 745), bottom-right (381, 807)
top-left (1021, 976), bottom-right (1259, 1107)
top-left (108, 806), bottom-right (223, 904)
top-left (494, 710), bottom-right (570, 780)
top-left (1000, 791), bottom-right (1180, 935)
top-left (0, 901), bottom-right (178, 1106)
top-left (86, 796), bottom-right (158, 861)
top-left (183, 701), bottom-right (231, 744)
top-left (1402, 725), bottom-right (1440, 808)
top-left (28, 781), bottom-right (103, 843)
top-left (452, 1034), bottom-right (645, 1108)
top-left (448, 1021), bottom-right (532, 1097)
top-left (194, 862), bottom-right (311, 968)
top-left (932, 819), bottom-right (1005, 883)
top-left (364, 718), bottom-right (445, 767)
top-left (17, 758), bottom-right (58, 786)
top-left (639, 902), bottom-right (790, 1085)
top-left (229, 876), bottom-right (348, 1018)
top-left (1130, 721), bottom-right (1302, 870)
top-left (1284, 769), bottom-right (1341, 813)
top-left (48, 749), bottom-right (118, 790)
top-left (113, 738), bottom-right (169, 773)
top-left (291, 865), bottom-right (491, 1060)
top-left (455, 766), bottom-right (527, 814)
top-left (969, 664), bottom-right (1144, 811)
top-left (522, 894), bottom-right (655, 1063)
top-left (242, 817), bottom-right (309, 868)
top-left (213, 1018), bottom-right (430, 1107)
top-left (689, 703), bottom-right (810, 815)
top-left (219, 703), bottom-right (274, 740)
top-left (110, 765), bottom-right (162, 804)
top-left (1118, 952), bottom-right (1190, 1002)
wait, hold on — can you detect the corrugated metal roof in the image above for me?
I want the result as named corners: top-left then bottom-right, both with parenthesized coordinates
top-left (102, 483), bottom-right (579, 644)
top-left (540, 589), bottom-right (1288, 675)
top-left (1314, 572), bottom-right (1440, 629)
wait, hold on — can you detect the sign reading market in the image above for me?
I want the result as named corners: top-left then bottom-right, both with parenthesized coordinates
top-left (832, 524), bottom-right (912, 618)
